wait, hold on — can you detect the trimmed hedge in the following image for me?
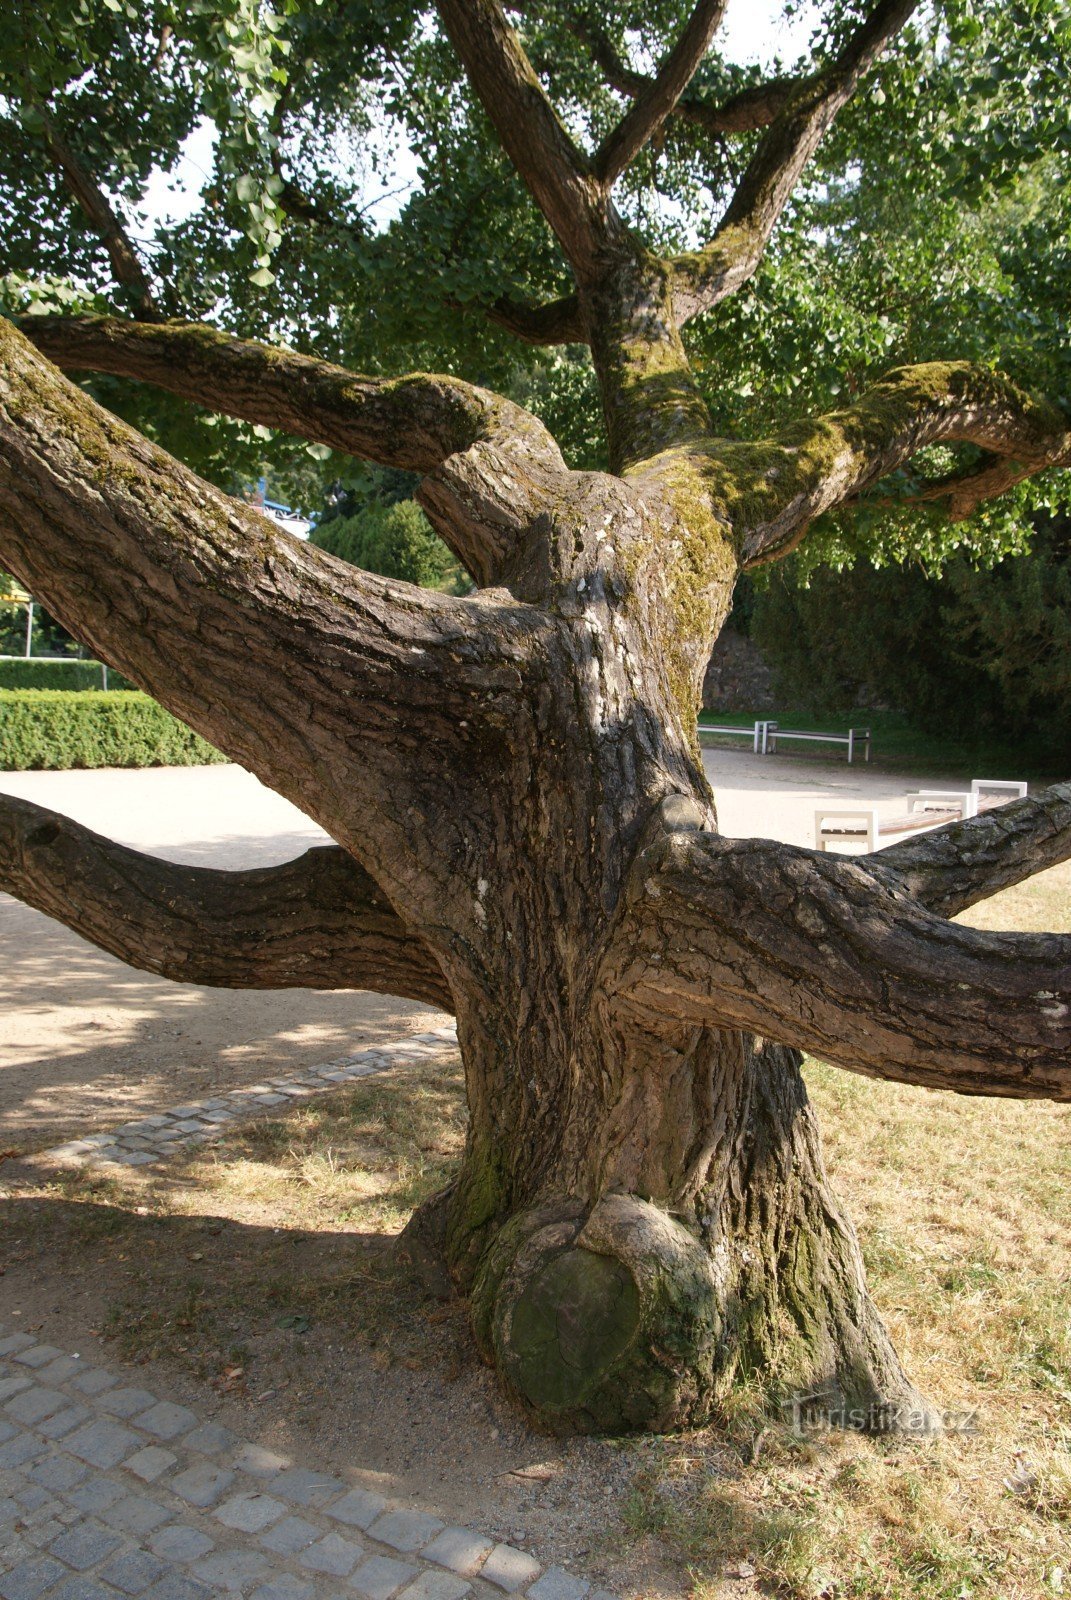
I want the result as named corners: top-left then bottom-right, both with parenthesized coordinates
top-left (0, 657), bottom-right (135, 691)
top-left (0, 691), bottom-right (226, 770)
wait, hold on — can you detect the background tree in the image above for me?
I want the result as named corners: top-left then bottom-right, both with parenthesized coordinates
top-left (746, 515), bottom-right (1071, 757)
top-left (1, 0), bottom-right (1070, 1435)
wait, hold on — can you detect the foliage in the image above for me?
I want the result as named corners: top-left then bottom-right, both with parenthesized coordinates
top-left (309, 498), bottom-right (462, 591)
top-left (0, 658), bottom-right (134, 690)
top-left (2, 0), bottom-right (1068, 561)
top-left (750, 520), bottom-right (1071, 756)
top-left (0, 690), bottom-right (225, 770)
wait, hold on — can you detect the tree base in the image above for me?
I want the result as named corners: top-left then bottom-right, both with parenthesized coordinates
top-left (471, 1193), bottom-right (724, 1433)
top-left (402, 1035), bottom-right (938, 1438)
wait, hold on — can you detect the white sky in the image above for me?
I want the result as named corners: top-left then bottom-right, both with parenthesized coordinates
top-left (139, 0), bottom-right (820, 233)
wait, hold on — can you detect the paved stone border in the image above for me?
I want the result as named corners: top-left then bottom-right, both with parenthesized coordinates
top-left (36, 1028), bottom-right (459, 1173)
top-left (0, 1324), bottom-right (618, 1600)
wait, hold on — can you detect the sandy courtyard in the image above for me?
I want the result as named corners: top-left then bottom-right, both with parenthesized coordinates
top-left (1, 750), bottom-right (1064, 1147)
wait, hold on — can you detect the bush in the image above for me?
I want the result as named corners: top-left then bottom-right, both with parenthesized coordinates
top-left (0, 691), bottom-right (226, 770)
top-left (310, 498), bottom-right (460, 589)
top-left (750, 519), bottom-right (1071, 759)
top-left (0, 658), bottom-right (135, 691)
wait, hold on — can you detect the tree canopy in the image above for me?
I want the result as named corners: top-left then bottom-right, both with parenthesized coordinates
top-left (3, 0), bottom-right (1069, 559)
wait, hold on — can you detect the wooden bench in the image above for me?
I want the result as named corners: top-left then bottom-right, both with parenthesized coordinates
top-left (815, 779), bottom-right (1028, 852)
top-left (761, 721), bottom-right (871, 764)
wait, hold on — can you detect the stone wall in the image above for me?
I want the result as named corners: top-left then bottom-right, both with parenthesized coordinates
top-left (702, 630), bottom-right (776, 712)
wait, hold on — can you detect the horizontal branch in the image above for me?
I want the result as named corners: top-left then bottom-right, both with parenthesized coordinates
top-left (609, 815), bottom-right (1071, 1100)
top-left (593, 0), bottom-right (728, 187)
top-left (672, 0), bottom-right (918, 323)
top-left (728, 361), bottom-right (1071, 566)
top-left (874, 785), bottom-right (1071, 919)
top-left (21, 314), bottom-right (570, 584)
top-left (0, 794), bottom-right (452, 1008)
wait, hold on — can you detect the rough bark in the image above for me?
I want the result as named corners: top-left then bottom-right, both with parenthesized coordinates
top-left (877, 784), bottom-right (1071, 918)
top-left (608, 815), bottom-right (1071, 1100)
top-left (21, 314), bottom-right (571, 584)
top-left (3, 0), bottom-right (1070, 1442)
top-left (0, 794), bottom-right (450, 1006)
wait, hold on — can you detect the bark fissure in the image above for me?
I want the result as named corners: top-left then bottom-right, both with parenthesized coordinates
top-left (0, 794), bottom-right (451, 1007)
top-left (2, 0), bottom-right (1070, 1441)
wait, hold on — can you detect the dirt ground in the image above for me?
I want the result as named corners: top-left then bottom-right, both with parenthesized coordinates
top-left (0, 764), bottom-right (448, 1148)
top-left (2, 753), bottom-right (1067, 1599)
top-left (0, 748), bottom-right (1016, 1147)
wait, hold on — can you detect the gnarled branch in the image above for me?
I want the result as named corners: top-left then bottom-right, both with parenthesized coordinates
top-left (729, 361), bottom-right (1071, 566)
top-left (33, 105), bottom-right (160, 321)
top-left (608, 820), bottom-right (1071, 1101)
top-left (435, 0), bottom-right (613, 280)
top-left (20, 313), bottom-right (571, 585)
top-left (672, 0), bottom-right (919, 323)
top-left (0, 794), bottom-right (452, 1008)
top-left (593, 0), bottom-right (728, 187)
top-left (875, 785), bottom-right (1071, 920)
top-left (0, 318), bottom-right (553, 909)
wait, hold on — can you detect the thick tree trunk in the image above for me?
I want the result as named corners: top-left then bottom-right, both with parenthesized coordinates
top-left (407, 1012), bottom-right (924, 1435)
top-left (5, 269), bottom-right (1068, 1442)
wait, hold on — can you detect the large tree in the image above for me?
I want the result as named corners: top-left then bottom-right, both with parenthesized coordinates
top-left (1, 0), bottom-right (1070, 1434)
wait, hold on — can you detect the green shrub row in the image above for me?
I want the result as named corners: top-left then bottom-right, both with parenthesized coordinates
top-left (0, 657), bottom-right (135, 691)
top-left (0, 691), bottom-right (226, 771)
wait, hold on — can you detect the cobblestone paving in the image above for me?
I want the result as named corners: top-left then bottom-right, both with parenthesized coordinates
top-left (0, 1325), bottom-right (617, 1600)
top-left (35, 1029), bottom-right (459, 1173)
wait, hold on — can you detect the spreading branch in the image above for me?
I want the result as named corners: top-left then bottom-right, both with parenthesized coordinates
top-left (593, 0), bottom-right (728, 187)
top-left (875, 785), bottom-right (1071, 919)
top-left (609, 815), bottom-right (1071, 1101)
top-left (482, 292), bottom-right (585, 345)
top-left (33, 105), bottom-right (160, 320)
top-left (21, 313), bottom-right (571, 584)
top-left (0, 318), bottom-right (553, 910)
top-left (435, 0), bottom-right (613, 280)
top-left (722, 361), bottom-right (1071, 567)
top-left (568, 13), bottom-right (793, 135)
top-left (0, 794), bottom-right (452, 1008)
top-left (672, 0), bottom-right (919, 323)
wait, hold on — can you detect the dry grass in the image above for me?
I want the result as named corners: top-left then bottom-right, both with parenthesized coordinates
top-left (623, 1059), bottom-right (1071, 1598)
top-left (0, 1059), bottom-right (471, 1390)
top-left (3, 872), bottom-right (1069, 1597)
top-left (622, 869), bottom-right (1071, 1599)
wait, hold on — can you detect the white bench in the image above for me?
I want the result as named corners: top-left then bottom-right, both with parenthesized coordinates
top-left (815, 779), bottom-right (1028, 852)
top-left (699, 721), bottom-right (768, 753)
top-left (761, 722), bottom-right (871, 764)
